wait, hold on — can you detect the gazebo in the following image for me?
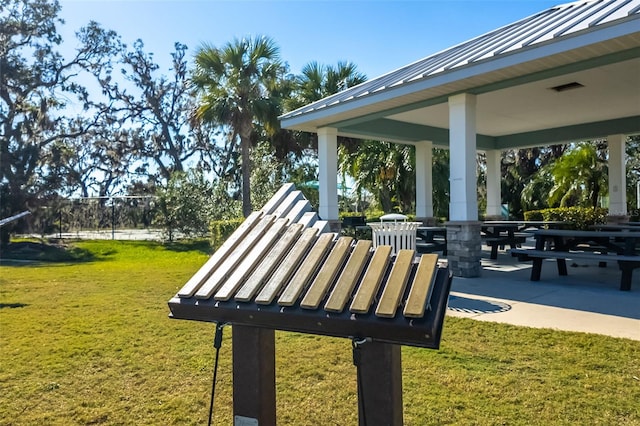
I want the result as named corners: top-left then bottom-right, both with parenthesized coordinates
top-left (279, 0), bottom-right (640, 277)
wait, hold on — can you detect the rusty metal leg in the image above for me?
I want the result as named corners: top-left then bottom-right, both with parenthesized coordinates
top-left (232, 325), bottom-right (276, 425)
top-left (355, 341), bottom-right (403, 426)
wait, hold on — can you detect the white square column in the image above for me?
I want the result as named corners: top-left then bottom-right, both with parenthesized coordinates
top-left (446, 93), bottom-right (481, 277)
top-left (317, 127), bottom-right (339, 222)
top-left (449, 93), bottom-right (478, 221)
top-left (607, 134), bottom-right (627, 217)
top-left (485, 149), bottom-right (502, 218)
top-left (415, 141), bottom-right (434, 220)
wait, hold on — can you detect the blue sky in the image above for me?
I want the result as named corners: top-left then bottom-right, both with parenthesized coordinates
top-left (58, 0), bottom-right (563, 80)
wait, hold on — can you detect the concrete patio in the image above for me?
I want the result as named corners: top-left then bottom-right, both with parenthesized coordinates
top-left (445, 243), bottom-right (640, 341)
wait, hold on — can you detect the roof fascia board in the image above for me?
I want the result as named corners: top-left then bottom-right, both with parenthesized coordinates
top-left (494, 115), bottom-right (640, 149)
top-left (280, 17), bottom-right (639, 130)
top-left (339, 116), bottom-right (640, 150)
top-left (341, 118), bottom-right (497, 148)
top-left (329, 46), bottom-right (639, 130)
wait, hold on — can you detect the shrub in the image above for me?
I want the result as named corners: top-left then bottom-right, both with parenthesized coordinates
top-left (524, 207), bottom-right (608, 230)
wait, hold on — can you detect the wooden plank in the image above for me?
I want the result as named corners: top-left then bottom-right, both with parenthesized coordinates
top-left (177, 211), bottom-right (262, 297)
top-left (285, 199), bottom-right (312, 224)
top-left (195, 215), bottom-right (276, 299)
top-left (298, 211), bottom-right (318, 229)
top-left (260, 183), bottom-right (295, 215)
top-left (375, 249), bottom-right (415, 318)
top-left (234, 224), bottom-right (304, 302)
top-left (350, 245), bottom-right (392, 314)
top-left (403, 254), bottom-right (438, 318)
top-left (214, 218), bottom-right (288, 301)
top-left (255, 227), bottom-right (319, 305)
top-left (313, 220), bottom-right (330, 234)
top-left (300, 237), bottom-right (353, 310)
top-left (324, 240), bottom-right (372, 313)
top-left (272, 191), bottom-right (303, 219)
top-left (277, 233), bottom-right (335, 306)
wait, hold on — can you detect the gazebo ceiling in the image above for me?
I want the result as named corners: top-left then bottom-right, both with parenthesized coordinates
top-left (280, 0), bottom-right (640, 150)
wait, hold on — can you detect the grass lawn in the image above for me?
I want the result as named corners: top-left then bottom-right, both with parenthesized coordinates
top-left (1, 239), bottom-right (639, 425)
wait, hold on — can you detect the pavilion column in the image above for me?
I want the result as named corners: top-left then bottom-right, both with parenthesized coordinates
top-left (317, 127), bottom-right (340, 230)
top-left (446, 93), bottom-right (481, 277)
top-left (415, 141), bottom-right (435, 224)
top-left (485, 149), bottom-right (502, 219)
top-left (607, 134), bottom-right (627, 221)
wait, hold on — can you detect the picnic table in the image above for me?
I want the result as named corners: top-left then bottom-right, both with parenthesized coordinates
top-left (511, 229), bottom-right (640, 291)
top-left (416, 226), bottom-right (447, 255)
top-left (590, 223), bottom-right (640, 231)
top-left (481, 221), bottom-right (568, 259)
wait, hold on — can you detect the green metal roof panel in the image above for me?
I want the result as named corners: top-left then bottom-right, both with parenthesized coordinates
top-left (280, 0), bottom-right (640, 124)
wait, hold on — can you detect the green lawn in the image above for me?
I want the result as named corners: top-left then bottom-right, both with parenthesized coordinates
top-left (1, 240), bottom-right (639, 425)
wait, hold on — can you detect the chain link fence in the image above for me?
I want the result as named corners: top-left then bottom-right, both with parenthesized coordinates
top-left (24, 196), bottom-right (166, 241)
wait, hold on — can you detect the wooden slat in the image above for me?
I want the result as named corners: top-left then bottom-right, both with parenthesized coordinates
top-left (234, 224), bottom-right (304, 302)
top-left (403, 254), bottom-right (438, 318)
top-left (260, 183), bottom-right (295, 215)
top-left (214, 218), bottom-right (288, 301)
top-left (349, 245), bottom-right (392, 314)
top-left (277, 233), bottom-right (335, 306)
top-left (177, 211), bottom-right (262, 297)
top-left (255, 227), bottom-right (319, 305)
top-left (195, 215), bottom-right (276, 299)
top-left (324, 240), bottom-right (372, 313)
top-left (272, 191), bottom-right (303, 219)
top-left (298, 211), bottom-right (318, 229)
top-left (313, 220), bottom-right (330, 234)
top-left (285, 199), bottom-right (312, 224)
top-left (375, 249), bottom-right (415, 318)
top-left (300, 237), bottom-right (353, 310)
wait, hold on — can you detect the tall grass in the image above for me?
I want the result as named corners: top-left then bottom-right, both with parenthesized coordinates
top-left (1, 240), bottom-right (639, 425)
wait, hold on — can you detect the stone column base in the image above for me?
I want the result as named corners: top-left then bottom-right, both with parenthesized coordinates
top-left (444, 221), bottom-right (482, 277)
top-left (607, 214), bottom-right (629, 224)
top-left (327, 219), bottom-right (342, 233)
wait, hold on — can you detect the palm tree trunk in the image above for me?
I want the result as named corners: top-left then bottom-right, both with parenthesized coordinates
top-left (240, 134), bottom-right (252, 218)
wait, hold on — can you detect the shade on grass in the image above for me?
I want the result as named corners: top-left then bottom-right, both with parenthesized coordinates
top-left (1, 240), bottom-right (639, 425)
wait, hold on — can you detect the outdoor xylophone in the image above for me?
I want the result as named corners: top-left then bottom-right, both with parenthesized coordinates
top-left (168, 183), bottom-right (453, 425)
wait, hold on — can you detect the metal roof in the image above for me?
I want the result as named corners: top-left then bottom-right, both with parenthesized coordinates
top-left (279, 0), bottom-right (640, 143)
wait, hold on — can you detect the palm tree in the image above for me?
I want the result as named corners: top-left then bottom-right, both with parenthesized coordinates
top-left (287, 61), bottom-right (367, 111)
top-left (192, 36), bottom-right (285, 217)
top-left (523, 142), bottom-right (607, 209)
top-left (340, 141), bottom-right (415, 213)
top-left (285, 61), bottom-right (367, 152)
top-left (547, 141), bottom-right (607, 208)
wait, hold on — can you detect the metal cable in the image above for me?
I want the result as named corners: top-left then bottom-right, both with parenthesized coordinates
top-left (352, 337), bottom-right (369, 426)
top-left (208, 322), bottom-right (226, 426)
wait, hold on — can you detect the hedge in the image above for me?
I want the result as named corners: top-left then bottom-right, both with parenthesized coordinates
top-left (524, 207), bottom-right (608, 230)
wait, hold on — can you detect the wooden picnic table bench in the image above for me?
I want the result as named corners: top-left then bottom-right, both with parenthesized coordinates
top-left (510, 229), bottom-right (640, 291)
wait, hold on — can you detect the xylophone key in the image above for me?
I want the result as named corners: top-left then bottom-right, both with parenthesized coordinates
top-left (195, 215), bottom-right (276, 299)
top-left (214, 218), bottom-right (288, 301)
top-left (255, 227), bottom-right (319, 305)
top-left (324, 240), bottom-right (372, 313)
top-left (300, 237), bottom-right (353, 310)
top-left (375, 249), bottom-right (414, 318)
top-left (403, 254), bottom-right (438, 318)
top-left (278, 232), bottom-right (335, 306)
top-left (177, 211), bottom-right (262, 297)
top-left (349, 245), bottom-right (392, 314)
top-left (235, 223), bottom-right (304, 302)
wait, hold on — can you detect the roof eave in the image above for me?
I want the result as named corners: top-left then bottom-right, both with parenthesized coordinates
top-left (280, 15), bottom-right (640, 134)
